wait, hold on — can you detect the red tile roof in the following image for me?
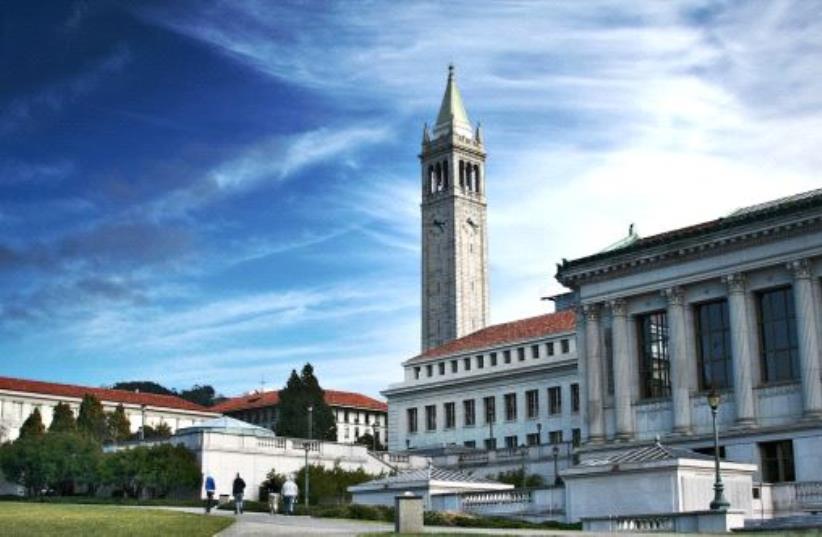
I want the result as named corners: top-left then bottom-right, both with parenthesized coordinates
top-left (0, 376), bottom-right (215, 413)
top-left (212, 389), bottom-right (388, 414)
top-left (407, 310), bottom-right (577, 363)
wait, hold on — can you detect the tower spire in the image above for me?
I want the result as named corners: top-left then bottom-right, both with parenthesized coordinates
top-left (433, 64), bottom-right (472, 139)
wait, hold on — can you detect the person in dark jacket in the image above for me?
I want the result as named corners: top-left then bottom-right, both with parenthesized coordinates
top-left (232, 473), bottom-right (246, 514)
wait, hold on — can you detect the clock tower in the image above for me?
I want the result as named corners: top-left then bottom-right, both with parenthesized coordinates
top-left (420, 65), bottom-right (489, 351)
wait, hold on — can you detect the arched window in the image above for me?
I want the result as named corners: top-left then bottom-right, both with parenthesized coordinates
top-left (442, 160), bottom-right (449, 190)
top-left (428, 165), bottom-right (435, 194)
top-left (474, 165), bottom-right (481, 194)
top-left (435, 162), bottom-right (442, 192)
top-left (465, 162), bottom-right (473, 191)
top-left (459, 161), bottom-right (465, 188)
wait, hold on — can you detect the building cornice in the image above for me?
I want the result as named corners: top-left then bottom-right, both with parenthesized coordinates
top-left (0, 389), bottom-right (220, 417)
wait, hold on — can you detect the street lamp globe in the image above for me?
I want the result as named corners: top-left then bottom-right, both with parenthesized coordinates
top-left (706, 388), bottom-right (720, 411)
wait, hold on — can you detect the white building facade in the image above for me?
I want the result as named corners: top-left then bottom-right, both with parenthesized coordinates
top-left (384, 311), bottom-right (581, 454)
top-left (0, 376), bottom-right (218, 443)
top-left (555, 189), bottom-right (822, 493)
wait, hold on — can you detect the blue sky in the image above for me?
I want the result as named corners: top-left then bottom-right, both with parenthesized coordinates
top-left (2, 1), bottom-right (821, 399)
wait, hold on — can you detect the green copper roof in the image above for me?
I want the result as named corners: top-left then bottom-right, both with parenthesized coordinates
top-left (433, 65), bottom-right (473, 139)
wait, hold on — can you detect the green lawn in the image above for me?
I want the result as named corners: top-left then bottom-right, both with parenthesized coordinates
top-left (0, 502), bottom-right (233, 537)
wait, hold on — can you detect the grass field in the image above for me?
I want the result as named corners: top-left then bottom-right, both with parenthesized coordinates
top-left (0, 502), bottom-right (233, 537)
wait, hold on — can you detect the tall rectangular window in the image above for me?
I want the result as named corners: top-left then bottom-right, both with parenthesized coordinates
top-left (546, 341), bottom-right (555, 356)
top-left (490, 352), bottom-right (498, 366)
top-left (572, 428), bottom-right (581, 447)
top-left (503, 350), bottom-right (511, 364)
top-left (477, 355), bottom-right (484, 369)
top-left (464, 440), bottom-right (476, 448)
top-left (414, 367), bottom-right (420, 380)
top-left (425, 405), bottom-right (436, 431)
top-left (444, 402), bottom-right (455, 429)
top-left (463, 357), bottom-right (472, 371)
top-left (426, 364), bottom-right (433, 377)
top-left (407, 408), bottom-right (417, 434)
top-left (451, 360), bottom-right (458, 373)
top-left (438, 362), bottom-right (445, 375)
top-left (759, 287), bottom-right (800, 383)
top-left (504, 393), bottom-right (517, 421)
top-left (548, 386), bottom-right (562, 415)
top-left (760, 440), bottom-right (795, 482)
top-left (561, 339), bottom-right (570, 353)
top-left (549, 430), bottom-right (563, 444)
top-left (531, 344), bottom-right (540, 358)
top-left (504, 435), bottom-right (518, 448)
top-left (638, 310), bottom-right (671, 399)
top-left (517, 348), bottom-right (526, 361)
top-left (696, 300), bottom-right (733, 390)
top-left (526, 432), bottom-right (540, 446)
top-left (484, 437), bottom-right (497, 450)
top-left (463, 399), bottom-right (476, 426)
top-left (526, 389), bottom-right (539, 418)
top-left (571, 383), bottom-right (580, 413)
top-left (483, 396), bottom-right (496, 424)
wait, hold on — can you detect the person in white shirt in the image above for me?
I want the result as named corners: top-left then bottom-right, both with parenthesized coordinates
top-left (281, 476), bottom-right (299, 515)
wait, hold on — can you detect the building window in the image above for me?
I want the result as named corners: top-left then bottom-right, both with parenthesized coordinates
top-left (517, 348), bottom-right (525, 361)
top-left (561, 339), bottom-right (570, 353)
top-left (571, 383), bottom-right (580, 413)
top-left (604, 326), bottom-right (614, 395)
top-left (484, 396), bottom-right (496, 424)
top-left (526, 432), bottom-right (540, 446)
top-left (414, 367), bottom-right (420, 380)
top-left (548, 386), bottom-right (562, 415)
top-left (484, 438), bottom-right (497, 450)
top-left (549, 430), bottom-right (563, 444)
top-left (451, 360), bottom-right (458, 373)
top-left (546, 342), bottom-right (554, 356)
top-left (760, 440), bottom-right (795, 482)
top-left (572, 428), bottom-right (581, 447)
top-left (464, 357), bottom-right (472, 371)
top-left (531, 344), bottom-right (540, 358)
top-left (438, 362), bottom-right (446, 375)
top-left (407, 408), bottom-right (417, 434)
top-left (444, 402), bottom-right (456, 429)
top-left (425, 405), bottom-right (436, 431)
top-left (490, 352), bottom-right (497, 366)
top-left (526, 389), bottom-right (539, 419)
top-left (504, 393), bottom-right (517, 421)
top-left (696, 299), bottom-right (733, 390)
top-left (477, 355), bottom-right (484, 369)
top-left (503, 350), bottom-right (511, 364)
top-left (638, 310), bottom-right (671, 399)
top-left (759, 287), bottom-right (800, 383)
top-left (345, 410), bottom-right (350, 422)
top-left (463, 399), bottom-right (476, 427)
top-left (426, 364), bottom-right (433, 377)
top-left (504, 435), bottom-right (518, 448)
top-left (464, 440), bottom-right (476, 448)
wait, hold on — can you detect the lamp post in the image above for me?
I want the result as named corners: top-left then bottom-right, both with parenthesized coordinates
top-left (707, 389), bottom-right (729, 511)
top-left (552, 445), bottom-right (562, 486)
top-left (139, 404), bottom-right (146, 441)
top-left (305, 405), bottom-right (313, 508)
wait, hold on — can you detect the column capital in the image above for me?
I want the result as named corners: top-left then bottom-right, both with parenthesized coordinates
top-left (787, 258), bottom-right (813, 280)
top-left (722, 273), bottom-right (747, 295)
top-left (661, 286), bottom-right (684, 306)
top-left (582, 303), bottom-right (601, 321)
top-left (610, 298), bottom-right (627, 317)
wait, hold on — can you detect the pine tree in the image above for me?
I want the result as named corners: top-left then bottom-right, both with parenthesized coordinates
top-left (18, 408), bottom-right (45, 440)
top-left (274, 364), bottom-right (336, 440)
top-left (77, 394), bottom-right (107, 441)
top-left (106, 404), bottom-right (131, 443)
top-left (49, 402), bottom-right (76, 433)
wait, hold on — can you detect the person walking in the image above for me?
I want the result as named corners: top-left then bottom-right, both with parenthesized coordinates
top-left (232, 473), bottom-right (246, 515)
top-left (281, 475), bottom-right (299, 515)
top-left (204, 473), bottom-right (216, 514)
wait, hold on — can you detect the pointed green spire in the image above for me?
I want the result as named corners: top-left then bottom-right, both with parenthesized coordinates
top-left (433, 64), bottom-right (473, 139)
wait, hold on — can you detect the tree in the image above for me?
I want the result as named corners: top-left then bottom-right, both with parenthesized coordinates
top-left (41, 432), bottom-right (101, 495)
top-left (355, 432), bottom-right (384, 451)
top-left (19, 408), bottom-right (45, 440)
top-left (77, 394), bottom-right (107, 441)
top-left (49, 402), bottom-right (76, 433)
top-left (293, 463), bottom-right (375, 505)
top-left (137, 422), bottom-right (172, 440)
top-left (111, 381), bottom-right (174, 395)
top-left (275, 364), bottom-right (336, 440)
top-left (106, 404), bottom-right (131, 443)
top-left (178, 384), bottom-right (217, 407)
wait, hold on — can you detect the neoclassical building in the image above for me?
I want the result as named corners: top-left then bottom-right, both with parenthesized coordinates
top-left (212, 389), bottom-right (388, 446)
top-left (556, 189), bottom-right (822, 484)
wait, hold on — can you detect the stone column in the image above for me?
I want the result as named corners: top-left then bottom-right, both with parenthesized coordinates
top-left (611, 298), bottom-right (633, 440)
top-left (722, 273), bottom-right (756, 426)
top-left (788, 259), bottom-right (822, 418)
top-left (584, 303), bottom-right (605, 443)
top-left (662, 287), bottom-right (692, 434)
